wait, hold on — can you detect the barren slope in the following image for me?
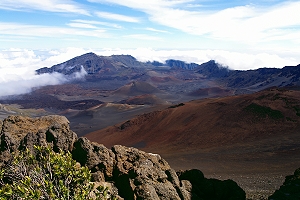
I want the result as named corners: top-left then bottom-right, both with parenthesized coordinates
top-left (87, 87), bottom-right (300, 152)
top-left (86, 87), bottom-right (300, 198)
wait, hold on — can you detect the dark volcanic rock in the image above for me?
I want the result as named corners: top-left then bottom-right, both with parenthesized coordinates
top-left (0, 115), bottom-right (77, 166)
top-left (195, 60), bottom-right (230, 78)
top-left (72, 137), bottom-right (115, 180)
top-left (166, 59), bottom-right (199, 70)
top-left (111, 145), bottom-right (183, 200)
top-left (177, 169), bottom-right (246, 200)
top-left (0, 115), bottom-right (246, 200)
top-left (268, 167), bottom-right (300, 200)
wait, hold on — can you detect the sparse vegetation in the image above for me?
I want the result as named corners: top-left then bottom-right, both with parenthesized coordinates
top-left (0, 146), bottom-right (116, 200)
top-left (245, 103), bottom-right (284, 119)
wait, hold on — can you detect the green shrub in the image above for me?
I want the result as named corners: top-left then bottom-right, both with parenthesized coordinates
top-left (0, 146), bottom-right (116, 200)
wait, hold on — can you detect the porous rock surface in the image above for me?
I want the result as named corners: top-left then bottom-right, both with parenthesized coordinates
top-left (0, 115), bottom-right (246, 200)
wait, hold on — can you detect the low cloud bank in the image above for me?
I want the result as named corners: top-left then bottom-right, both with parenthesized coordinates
top-left (1, 48), bottom-right (299, 97)
top-left (0, 48), bottom-right (87, 98)
top-left (0, 48), bottom-right (88, 98)
top-left (0, 67), bottom-right (87, 98)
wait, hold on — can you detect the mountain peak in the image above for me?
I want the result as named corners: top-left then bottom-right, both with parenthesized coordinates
top-left (195, 60), bottom-right (230, 78)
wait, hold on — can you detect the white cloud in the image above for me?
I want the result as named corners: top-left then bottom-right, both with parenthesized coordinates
top-left (0, 48), bottom-right (89, 97)
top-left (0, 68), bottom-right (87, 98)
top-left (89, 0), bottom-right (300, 45)
top-left (67, 22), bottom-right (98, 29)
top-left (95, 11), bottom-right (140, 23)
top-left (71, 19), bottom-right (122, 29)
top-left (0, 67), bottom-right (87, 98)
top-left (0, 72), bottom-right (64, 97)
top-left (0, 0), bottom-right (89, 15)
top-left (122, 34), bottom-right (162, 41)
top-left (89, 0), bottom-right (191, 10)
top-left (0, 47), bottom-right (90, 71)
top-left (145, 27), bottom-right (169, 33)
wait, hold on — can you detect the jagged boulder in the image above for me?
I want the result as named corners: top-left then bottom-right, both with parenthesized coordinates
top-left (268, 167), bottom-right (300, 200)
top-left (0, 115), bottom-right (77, 166)
top-left (111, 145), bottom-right (184, 200)
top-left (72, 137), bottom-right (116, 180)
top-left (0, 115), bottom-right (246, 200)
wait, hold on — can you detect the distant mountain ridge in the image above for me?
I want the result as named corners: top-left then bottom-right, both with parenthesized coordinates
top-left (36, 52), bottom-right (152, 75)
top-left (36, 52), bottom-right (300, 94)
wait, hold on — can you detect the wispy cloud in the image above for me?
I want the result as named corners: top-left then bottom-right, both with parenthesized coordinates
top-left (0, 0), bottom-right (89, 15)
top-left (145, 27), bottom-right (169, 33)
top-left (67, 23), bottom-right (98, 29)
top-left (72, 19), bottom-right (122, 29)
top-left (89, 0), bottom-right (191, 9)
top-left (122, 34), bottom-right (161, 41)
top-left (89, 0), bottom-right (300, 45)
top-left (0, 22), bottom-right (107, 38)
top-left (95, 11), bottom-right (140, 23)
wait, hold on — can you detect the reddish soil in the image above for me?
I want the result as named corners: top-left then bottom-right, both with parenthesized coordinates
top-left (87, 88), bottom-right (300, 151)
top-left (86, 88), bottom-right (300, 199)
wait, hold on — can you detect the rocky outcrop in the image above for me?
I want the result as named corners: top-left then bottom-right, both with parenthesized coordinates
top-left (0, 115), bottom-right (246, 200)
top-left (268, 168), bottom-right (300, 200)
top-left (0, 115), bottom-right (77, 165)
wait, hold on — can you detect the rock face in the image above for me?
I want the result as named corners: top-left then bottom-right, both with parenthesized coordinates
top-left (0, 115), bottom-right (246, 200)
top-left (0, 115), bottom-right (77, 165)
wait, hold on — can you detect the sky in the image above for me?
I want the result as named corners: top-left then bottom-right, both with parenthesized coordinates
top-left (0, 0), bottom-right (300, 97)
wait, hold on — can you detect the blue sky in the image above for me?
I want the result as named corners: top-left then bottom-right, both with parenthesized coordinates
top-left (1, 0), bottom-right (300, 50)
top-left (0, 0), bottom-right (300, 71)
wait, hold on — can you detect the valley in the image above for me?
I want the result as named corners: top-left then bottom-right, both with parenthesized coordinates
top-left (1, 52), bottom-right (300, 199)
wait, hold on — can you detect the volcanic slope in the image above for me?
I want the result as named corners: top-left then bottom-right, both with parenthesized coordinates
top-left (86, 87), bottom-right (300, 198)
top-left (86, 87), bottom-right (300, 173)
top-left (113, 81), bottom-right (162, 96)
